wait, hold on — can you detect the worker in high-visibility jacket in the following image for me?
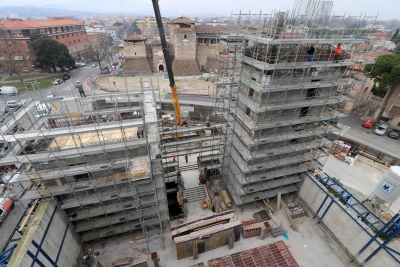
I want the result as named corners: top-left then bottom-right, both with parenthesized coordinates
top-left (332, 43), bottom-right (342, 63)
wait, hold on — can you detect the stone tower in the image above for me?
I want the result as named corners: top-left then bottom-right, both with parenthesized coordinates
top-left (167, 17), bottom-right (200, 76)
top-left (123, 34), bottom-right (152, 74)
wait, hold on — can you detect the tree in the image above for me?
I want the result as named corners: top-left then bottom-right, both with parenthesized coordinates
top-left (364, 54), bottom-right (400, 121)
top-left (29, 36), bottom-right (75, 71)
top-left (126, 21), bottom-right (142, 37)
top-left (88, 34), bottom-right (113, 67)
top-left (113, 22), bottom-right (123, 27)
top-left (0, 27), bottom-right (29, 90)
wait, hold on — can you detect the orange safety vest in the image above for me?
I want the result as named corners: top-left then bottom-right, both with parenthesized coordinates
top-left (333, 46), bottom-right (342, 55)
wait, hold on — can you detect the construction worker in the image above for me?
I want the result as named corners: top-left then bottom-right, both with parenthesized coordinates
top-left (332, 43), bottom-right (342, 63)
top-left (306, 44), bottom-right (315, 62)
top-left (185, 154), bottom-right (188, 163)
top-left (76, 81), bottom-right (86, 97)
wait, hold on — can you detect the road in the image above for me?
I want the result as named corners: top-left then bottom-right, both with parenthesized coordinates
top-left (336, 113), bottom-right (400, 158)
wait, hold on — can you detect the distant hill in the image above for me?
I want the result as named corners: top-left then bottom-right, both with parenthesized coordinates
top-left (0, 5), bottom-right (94, 19)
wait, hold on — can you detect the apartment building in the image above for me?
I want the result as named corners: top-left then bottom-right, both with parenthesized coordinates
top-left (0, 18), bottom-right (89, 71)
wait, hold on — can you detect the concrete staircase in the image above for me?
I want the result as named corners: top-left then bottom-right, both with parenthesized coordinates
top-left (182, 186), bottom-right (206, 203)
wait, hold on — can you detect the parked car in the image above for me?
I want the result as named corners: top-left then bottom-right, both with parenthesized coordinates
top-left (112, 62), bottom-right (118, 66)
top-left (374, 124), bottom-right (389, 135)
top-left (387, 129), bottom-right (400, 139)
top-left (0, 86), bottom-right (18, 95)
top-left (92, 63), bottom-right (97, 68)
top-left (0, 197), bottom-right (14, 226)
top-left (76, 62), bottom-right (86, 67)
top-left (6, 100), bottom-right (23, 108)
top-left (362, 119), bottom-right (375, 129)
top-left (47, 91), bottom-right (55, 98)
top-left (35, 103), bottom-right (52, 118)
top-left (52, 78), bottom-right (64, 85)
top-left (62, 73), bottom-right (71, 81)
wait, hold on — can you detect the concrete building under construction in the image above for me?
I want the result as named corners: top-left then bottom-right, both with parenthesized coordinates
top-left (1, 1), bottom-right (399, 267)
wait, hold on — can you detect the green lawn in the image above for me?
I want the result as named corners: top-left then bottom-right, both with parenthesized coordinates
top-left (3, 73), bottom-right (52, 81)
top-left (0, 76), bottom-right (60, 91)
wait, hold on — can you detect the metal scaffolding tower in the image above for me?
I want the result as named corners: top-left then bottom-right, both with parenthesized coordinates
top-left (217, 10), bottom-right (377, 206)
top-left (0, 78), bottom-right (167, 250)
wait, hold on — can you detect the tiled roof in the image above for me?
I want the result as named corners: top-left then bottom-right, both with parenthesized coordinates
top-left (195, 26), bottom-right (227, 34)
top-left (167, 17), bottom-right (194, 24)
top-left (0, 19), bottom-right (84, 29)
top-left (124, 34), bottom-right (147, 41)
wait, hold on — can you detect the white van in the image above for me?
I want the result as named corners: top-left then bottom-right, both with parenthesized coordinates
top-left (0, 86), bottom-right (18, 95)
top-left (35, 103), bottom-right (52, 118)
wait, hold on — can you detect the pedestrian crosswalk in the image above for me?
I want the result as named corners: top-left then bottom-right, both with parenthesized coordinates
top-left (331, 123), bottom-right (350, 136)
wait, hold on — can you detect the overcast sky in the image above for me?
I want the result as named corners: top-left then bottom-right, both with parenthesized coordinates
top-left (0, 0), bottom-right (397, 20)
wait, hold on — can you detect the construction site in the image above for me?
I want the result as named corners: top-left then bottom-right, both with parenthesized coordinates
top-left (0, 0), bottom-right (399, 266)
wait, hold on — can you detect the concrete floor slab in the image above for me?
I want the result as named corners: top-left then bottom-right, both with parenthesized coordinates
top-left (90, 203), bottom-right (350, 267)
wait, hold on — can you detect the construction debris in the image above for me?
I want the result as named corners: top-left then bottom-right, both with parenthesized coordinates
top-left (253, 210), bottom-right (270, 221)
top-left (269, 225), bottom-right (287, 238)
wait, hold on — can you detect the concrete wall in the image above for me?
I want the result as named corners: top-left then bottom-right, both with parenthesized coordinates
top-left (8, 200), bottom-right (81, 267)
top-left (299, 174), bottom-right (400, 267)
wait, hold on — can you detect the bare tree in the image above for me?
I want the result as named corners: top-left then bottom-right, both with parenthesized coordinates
top-left (0, 27), bottom-right (29, 90)
top-left (88, 33), bottom-right (113, 67)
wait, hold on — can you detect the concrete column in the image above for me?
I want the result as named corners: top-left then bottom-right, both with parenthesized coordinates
top-left (177, 171), bottom-right (182, 184)
top-left (228, 234), bottom-right (235, 249)
top-left (193, 243), bottom-right (198, 260)
top-left (183, 201), bottom-right (188, 217)
top-left (259, 224), bottom-right (268, 240)
top-left (277, 192), bottom-right (281, 210)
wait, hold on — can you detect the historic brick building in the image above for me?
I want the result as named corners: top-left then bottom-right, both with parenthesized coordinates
top-left (0, 18), bottom-right (89, 72)
top-left (123, 17), bottom-right (224, 76)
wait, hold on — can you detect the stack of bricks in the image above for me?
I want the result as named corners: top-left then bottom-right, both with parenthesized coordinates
top-left (241, 219), bottom-right (262, 239)
top-left (208, 241), bottom-right (300, 267)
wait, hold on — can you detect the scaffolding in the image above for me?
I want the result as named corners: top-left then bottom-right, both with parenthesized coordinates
top-left (217, 9), bottom-right (377, 206)
top-left (0, 77), bottom-right (167, 250)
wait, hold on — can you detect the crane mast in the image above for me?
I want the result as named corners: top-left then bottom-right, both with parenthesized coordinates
top-left (151, 0), bottom-right (183, 127)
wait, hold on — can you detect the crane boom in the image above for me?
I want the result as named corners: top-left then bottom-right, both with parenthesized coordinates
top-left (151, 0), bottom-right (183, 127)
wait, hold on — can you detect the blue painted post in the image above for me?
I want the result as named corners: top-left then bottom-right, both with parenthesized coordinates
top-left (319, 199), bottom-right (334, 222)
top-left (315, 195), bottom-right (329, 218)
top-left (361, 225), bottom-right (400, 265)
top-left (355, 214), bottom-right (400, 259)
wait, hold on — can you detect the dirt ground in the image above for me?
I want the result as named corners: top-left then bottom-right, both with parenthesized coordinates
top-left (97, 75), bottom-right (215, 96)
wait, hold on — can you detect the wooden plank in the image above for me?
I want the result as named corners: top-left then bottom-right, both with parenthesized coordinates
top-left (18, 199), bottom-right (39, 232)
top-left (263, 199), bottom-right (275, 212)
top-left (281, 200), bottom-right (298, 232)
top-left (55, 178), bottom-right (62, 187)
top-left (40, 181), bottom-right (46, 190)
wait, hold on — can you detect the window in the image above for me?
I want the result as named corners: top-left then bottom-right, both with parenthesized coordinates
top-left (398, 122), bottom-right (400, 126)
top-left (248, 88), bottom-right (254, 97)
top-left (74, 40), bottom-right (76, 43)
top-left (306, 88), bottom-right (318, 99)
top-left (363, 87), bottom-right (368, 93)
top-left (198, 38), bottom-right (205, 44)
top-left (211, 39), bottom-right (217, 44)
top-left (17, 61), bottom-right (28, 71)
top-left (184, 34), bottom-right (187, 39)
top-left (62, 35), bottom-right (64, 38)
top-left (299, 106), bottom-right (311, 117)
top-left (48, 28), bottom-right (52, 34)
top-left (56, 36), bottom-right (58, 39)
top-left (245, 107), bottom-right (251, 116)
top-left (78, 39), bottom-right (80, 42)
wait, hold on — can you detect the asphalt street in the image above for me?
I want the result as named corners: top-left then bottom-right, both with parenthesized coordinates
top-left (0, 65), bottom-right (100, 109)
top-left (337, 113), bottom-right (400, 157)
